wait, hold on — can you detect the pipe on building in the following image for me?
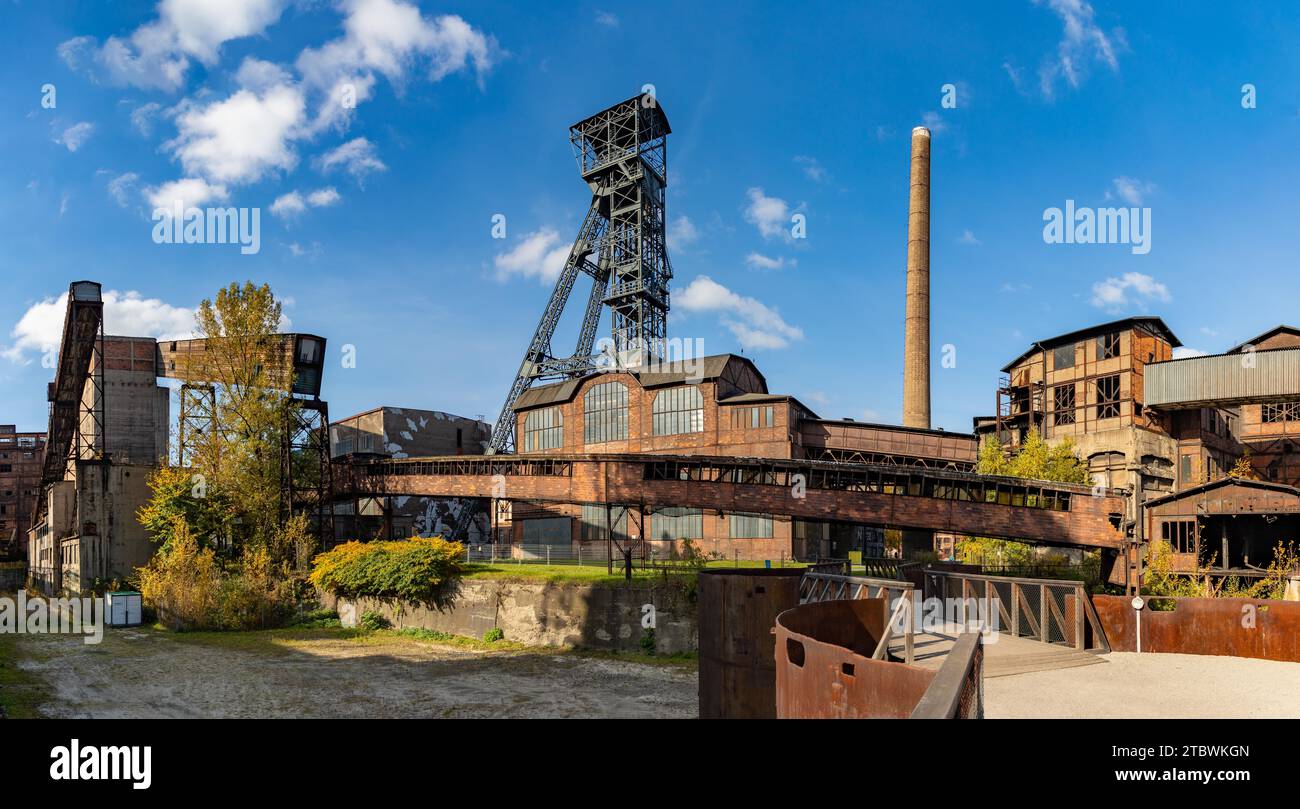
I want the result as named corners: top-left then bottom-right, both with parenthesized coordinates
top-left (903, 126), bottom-right (931, 430)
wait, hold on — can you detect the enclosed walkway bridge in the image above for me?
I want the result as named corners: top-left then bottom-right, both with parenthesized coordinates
top-left (334, 453), bottom-right (1128, 551)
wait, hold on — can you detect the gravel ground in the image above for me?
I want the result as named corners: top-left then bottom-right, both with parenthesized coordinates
top-left (13, 628), bottom-right (698, 719)
top-left (986, 652), bottom-right (1300, 718)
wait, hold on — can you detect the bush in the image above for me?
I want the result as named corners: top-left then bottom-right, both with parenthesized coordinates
top-left (640, 627), bottom-right (656, 656)
top-left (136, 522), bottom-right (295, 631)
top-left (482, 627), bottom-right (504, 643)
top-left (309, 537), bottom-right (465, 605)
top-left (358, 610), bottom-right (390, 632)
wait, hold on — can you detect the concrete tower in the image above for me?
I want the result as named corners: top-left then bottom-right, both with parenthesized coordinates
top-left (902, 126), bottom-right (931, 429)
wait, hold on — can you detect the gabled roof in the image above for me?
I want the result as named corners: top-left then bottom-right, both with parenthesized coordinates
top-left (1000, 316), bottom-right (1181, 373)
top-left (1143, 476), bottom-right (1300, 509)
top-left (1226, 325), bottom-right (1300, 354)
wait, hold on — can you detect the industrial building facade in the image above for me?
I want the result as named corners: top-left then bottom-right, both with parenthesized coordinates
top-left (330, 407), bottom-right (491, 543)
top-left (0, 425), bottom-right (45, 561)
top-left (28, 331), bottom-right (170, 594)
top-left (503, 354), bottom-right (975, 560)
top-left (976, 317), bottom-right (1300, 577)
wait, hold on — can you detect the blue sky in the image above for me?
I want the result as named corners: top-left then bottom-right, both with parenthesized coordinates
top-left (3, 1), bottom-right (1300, 435)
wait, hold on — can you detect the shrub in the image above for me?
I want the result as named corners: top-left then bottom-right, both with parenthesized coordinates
top-left (309, 537), bottom-right (465, 605)
top-left (482, 627), bottom-right (504, 643)
top-left (358, 610), bottom-right (390, 632)
top-left (136, 521), bottom-right (296, 630)
top-left (640, 627), bottom-right (656, 656)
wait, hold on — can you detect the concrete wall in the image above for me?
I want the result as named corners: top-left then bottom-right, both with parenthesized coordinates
top-left (322, 577), bottom-right (699, 654)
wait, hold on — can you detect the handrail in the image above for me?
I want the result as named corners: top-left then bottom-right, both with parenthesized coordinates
top-left (799, 572), bottom-right (915, 664)
top-left (909, 632), bottom-right (983, 719)
top-left (922, 569), bottom-right (1110, 653)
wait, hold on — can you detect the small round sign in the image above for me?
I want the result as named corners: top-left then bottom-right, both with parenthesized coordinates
top-left (1131, 596), bottom-right (1144, 610)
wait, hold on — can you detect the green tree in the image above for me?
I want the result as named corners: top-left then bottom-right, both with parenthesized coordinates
top-left (187, 282), bottom-right (294, 556)
top-left (962, 429), bottom-right (1092, 565)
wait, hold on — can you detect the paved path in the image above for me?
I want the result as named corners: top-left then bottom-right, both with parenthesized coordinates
top-left (986, 651), bottom-right (1300, 718)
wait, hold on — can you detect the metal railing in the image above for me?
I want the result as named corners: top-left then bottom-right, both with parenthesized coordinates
top-left (922, 570), bottom-right (1109, 652)
top-left (910, 632), bottom-right (984, 719)
top-left (799, 572), bottom-right (915, 664)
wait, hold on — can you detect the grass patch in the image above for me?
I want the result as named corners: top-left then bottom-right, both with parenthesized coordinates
top-left (463, 559), bottom-right (804, 585)
top-left (0, 633), bottom-right (51, 719)
top-left (568, 647), bottom-right (699, 672)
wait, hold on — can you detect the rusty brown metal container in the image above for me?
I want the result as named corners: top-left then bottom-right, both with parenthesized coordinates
top-left (774, 599), bottom-right (935, 719)
top-left (697, 567), bottom-right (804, 719)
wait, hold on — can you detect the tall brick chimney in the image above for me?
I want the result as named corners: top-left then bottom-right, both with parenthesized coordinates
top-left (902, 126), bottom-right (931, 430)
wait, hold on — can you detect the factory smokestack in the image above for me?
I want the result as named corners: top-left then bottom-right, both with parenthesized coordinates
top-left (902, 126), bottom-right (931, 429)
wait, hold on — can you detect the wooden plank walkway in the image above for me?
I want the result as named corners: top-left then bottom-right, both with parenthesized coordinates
top-left (896, 625), bottom-right (1106, 678)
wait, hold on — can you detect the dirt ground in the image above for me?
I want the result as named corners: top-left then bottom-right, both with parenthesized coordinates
top-left (10, 627), bottom-right (699, 719)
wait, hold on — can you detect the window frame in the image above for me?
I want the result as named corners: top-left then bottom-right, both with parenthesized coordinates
top-left (583, 380), bottom-right (630, 445)
top-left (652, 385), bottom-right (705, 436)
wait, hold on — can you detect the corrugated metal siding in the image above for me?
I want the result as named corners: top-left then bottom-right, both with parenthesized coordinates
top-left (1146, 349), bottom-right (1300, 406)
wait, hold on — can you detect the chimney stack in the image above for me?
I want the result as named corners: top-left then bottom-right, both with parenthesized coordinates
top-left (902, 126), bottom-right (931, 430)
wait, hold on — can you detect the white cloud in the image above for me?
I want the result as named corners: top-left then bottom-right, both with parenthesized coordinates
top-left (794, 155), bottom-right (828, 183)
top-left (668, 214), bottom-right (699, 250)
top-left (1172, 347), bottom-right (1207, 359)
top-left (744, 252), bottom-right (793, 270)
top-left (57, 0), bottom-right (288, 92)
top-left (595, 11), bottom-right (619, 27)
top-left (296, 0), bottom-right (497, 132)
top-left (271, 186), bottom-right (341, 217)
top-left (107, 172), bottom-right (140, 207)
top-left (674, 275), bottom-right (803, 350)
top-left (1036, 0), bottom-right (1123, 98)
top-left (958, 229), bottom-right (982, 245)
top-left (1107, 176), bottom-right (1155, 205)
top-left (493, 228), bottom-right (570, 283)
top-left (271, 191), bottom-right (307, 217)
top-left (286, 241), bottom-right (322, 258)
top-left (130, 102), bottom-right (163, 136)
top-left (743, 187), bottom-right (791, 240)
top-left (306, 187), bottom-right (341, 207)
top-left (314, 137), bottom-right (387, 181)
top-left (145, 177), bottom-right (229, 210)
top-left (166, 64), bottom-right (306, 186)
top-left (56, 122), bottom-right (95, 152)
top-left (1090, 272), bottom-right (1170, 312)
top-left (4, 289), bottom-right (195, 363)
top-left (921, 111), bottom-right (947, 134)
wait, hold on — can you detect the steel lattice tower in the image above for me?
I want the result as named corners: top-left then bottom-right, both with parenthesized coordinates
top-left (487, 94), bottom-right (673, 453)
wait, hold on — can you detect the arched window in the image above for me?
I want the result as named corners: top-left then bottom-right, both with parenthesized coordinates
top-left (583, 381), bottom-right (629, 444)
top-left (652, 385), bottom-right (704, 436)
top-left (523, 407), bottom-right (564, 452)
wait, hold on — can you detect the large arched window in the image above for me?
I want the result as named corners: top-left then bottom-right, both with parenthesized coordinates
top-left (583, 381), bottom-right (629, 444)
top-left (652, 385), bottom-right (704, 436)
top-left (522, 407), bottom-right (564, 452)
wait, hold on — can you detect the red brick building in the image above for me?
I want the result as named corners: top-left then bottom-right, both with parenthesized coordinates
top-left (508, 354), bottom-right (978, 561)
top-left (0, 425), bottom-right (45, 561)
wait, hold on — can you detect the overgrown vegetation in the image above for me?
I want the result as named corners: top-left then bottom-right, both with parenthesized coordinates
top-left (134, 282), bottom-right (320, 629)
top-left (957, 430), bottom-right (1094, 570)
top-left (136, 521), bottom-right (299, 631)
top-left (309, 537), bottom-right (465, 605)
top-left (1144, 538), bottom-right (1300, 600)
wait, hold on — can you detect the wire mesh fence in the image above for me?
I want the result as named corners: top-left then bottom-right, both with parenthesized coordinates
top-left (462, 541), bottom-right (799, 570)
